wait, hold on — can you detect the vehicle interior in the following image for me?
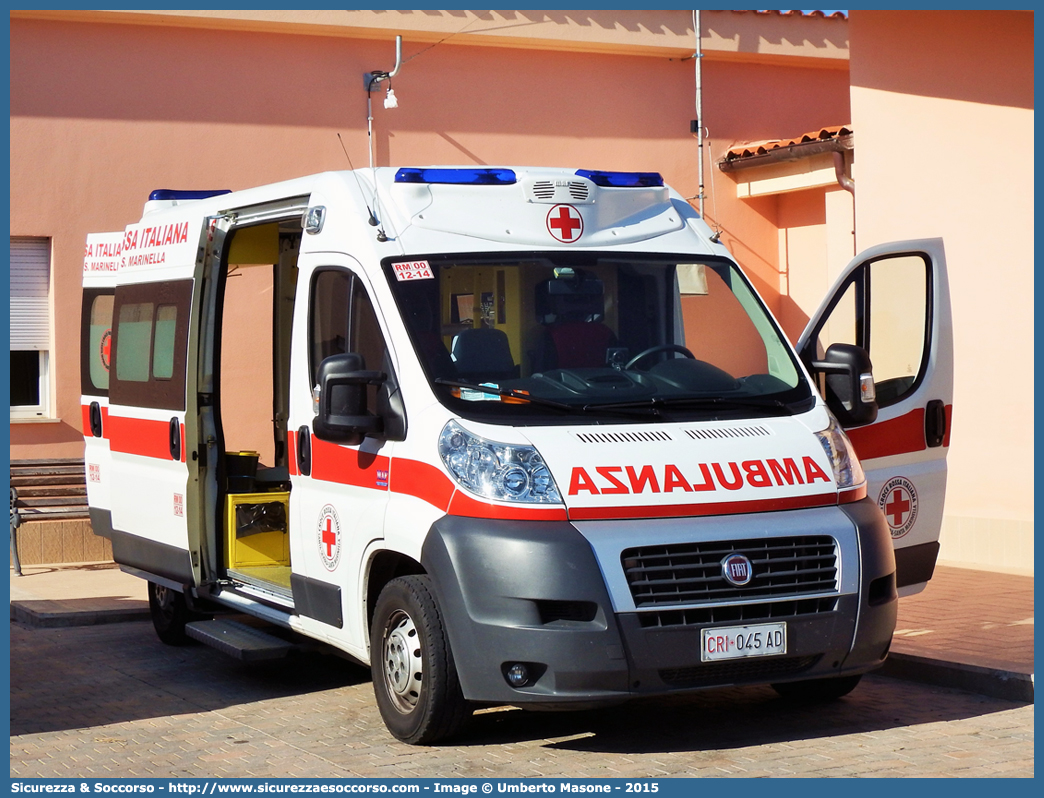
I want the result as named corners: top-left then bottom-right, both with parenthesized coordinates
top-left (388, 254), bottom-right (807, 420)
top-left (213, 218), bottom-right (301, 598)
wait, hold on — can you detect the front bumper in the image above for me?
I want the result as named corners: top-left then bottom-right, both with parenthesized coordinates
top-left (420, 497), bottom-right (896, 706)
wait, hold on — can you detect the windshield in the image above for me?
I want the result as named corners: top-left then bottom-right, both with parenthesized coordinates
top-left (384, 253), bottom-right (813, 423)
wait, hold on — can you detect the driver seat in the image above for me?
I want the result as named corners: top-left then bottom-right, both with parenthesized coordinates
top-left (544, 320), bottom-right (616, 369)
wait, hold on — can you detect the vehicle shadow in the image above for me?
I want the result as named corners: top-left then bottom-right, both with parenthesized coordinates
top-left (9, 620), bottom-right (371, 736)
top-left (454, 675), bottom-right (1030, 754)
top-left (11, 619), bottom-right (1028, 754)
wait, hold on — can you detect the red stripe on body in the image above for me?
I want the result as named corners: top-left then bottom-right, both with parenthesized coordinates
top-left (285, 436), bottom-right (862, 523)
top-left (389, 458), bottom-right (455, 511)
top-left (847, 404), bottom-right (952, 461)
top-left (567, 491), bottom-right (837, 521)
top-left (838, 485), bottom-right (867, 504)
top-left (310, 435), bottom-right (391, 489)
top-left (447, 490), bottom-right (569, 521)
top-left (108, 415), bottom-right (181, 460)
top-left (79, 404), bottom-right (111, 439)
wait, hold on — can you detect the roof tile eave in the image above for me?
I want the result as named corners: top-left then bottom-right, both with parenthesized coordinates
top-left (725, 124), bottom-right (853, 161)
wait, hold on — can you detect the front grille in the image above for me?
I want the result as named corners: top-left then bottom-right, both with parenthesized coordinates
top-left (659, 654), bottom-right (820, 689)
top-left (638, 596), bottom-right (837, 628)
top-left (622, 535), bottom-right (838, 607)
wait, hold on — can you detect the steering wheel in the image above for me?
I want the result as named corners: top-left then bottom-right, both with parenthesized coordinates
top-left (624, 344), bottom-right (696, 370)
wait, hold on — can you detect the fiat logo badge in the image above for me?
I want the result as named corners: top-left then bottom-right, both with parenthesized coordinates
top-left (721, 553), bottom-right (753, 587)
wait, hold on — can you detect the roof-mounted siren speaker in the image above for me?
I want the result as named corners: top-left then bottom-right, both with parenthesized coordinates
top-left (143, 188), bottom-right (232, 216)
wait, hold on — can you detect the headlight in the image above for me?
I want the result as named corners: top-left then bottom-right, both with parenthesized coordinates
top-left (814, 416), bottom-right (866, 489)
top-left (438, 421), bottom-right (562, 504)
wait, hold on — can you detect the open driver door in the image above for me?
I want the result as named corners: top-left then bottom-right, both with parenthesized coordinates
top-left (798, 238), bottom-right (953, 596)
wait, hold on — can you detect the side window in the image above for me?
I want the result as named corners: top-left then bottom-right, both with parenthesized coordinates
top-left (309, 268), bottom-right (389, 390)
top-left (352, 280), bottom-right (389, 411)
top-left (814, 278), bottom-right (861, 357)
top-left (868, 256), bottom-right (929, 405)
top-left (80, 290), bottom-right (114, 396)
top-left (109, 280), bottom-right (192, 410)
top-left (309, 269), bottom-right (352, 385)
top-left (805, 254), bottom-right (930, 408)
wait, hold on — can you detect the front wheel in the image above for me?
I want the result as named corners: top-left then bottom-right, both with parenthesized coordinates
top-left (771, 674), bottom-right (863, 702)
top-left (370, 575), bottom-right (471, 744)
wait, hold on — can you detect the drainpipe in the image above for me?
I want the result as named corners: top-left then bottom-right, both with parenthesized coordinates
top-left (832, 149), bottom-right (856, 255)
top-left (832, 150), bottom-right (854, 194)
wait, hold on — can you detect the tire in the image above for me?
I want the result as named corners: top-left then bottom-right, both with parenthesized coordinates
top-left (370, 575), bottom-right (471, 744)
top-left (147, 581), bottom-right (194, 646)
top-left (771, 674), bottom-right (863, 702)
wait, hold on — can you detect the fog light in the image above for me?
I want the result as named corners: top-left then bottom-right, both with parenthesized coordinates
top-left (505, 663), bottom-right (530, 688)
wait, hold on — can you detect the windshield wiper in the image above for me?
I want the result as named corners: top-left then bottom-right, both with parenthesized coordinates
top-left (433, 379), bottom-right (669, 417)
top-left (587, 395), bottom-right (792, 414)
top-left (433, 378), bottom-right (577, 411)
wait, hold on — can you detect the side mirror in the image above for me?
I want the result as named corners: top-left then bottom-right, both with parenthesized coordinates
top-left (312, 353), bottom-right (386, 443)
top-left (812, 343), bottom-right (878, 427)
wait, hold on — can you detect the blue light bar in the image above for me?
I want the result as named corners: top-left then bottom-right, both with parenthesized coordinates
top-left (575, 169), bottom-right (664, 188)
top-left (148, 189), bottom-right (232, 201)
top-left (394, 168), bottom-right (517, 185)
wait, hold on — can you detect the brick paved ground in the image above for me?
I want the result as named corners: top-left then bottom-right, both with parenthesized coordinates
top-left (10, 621), bottom-right (1033, 778)
top-left (892, 565), bottom-right (1034, 671)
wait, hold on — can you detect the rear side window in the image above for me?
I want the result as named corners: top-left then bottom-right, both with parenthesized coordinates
top-left (80, 289), bottom-right (114, 396)
top-left (109, 280), bottom-right (193, 409)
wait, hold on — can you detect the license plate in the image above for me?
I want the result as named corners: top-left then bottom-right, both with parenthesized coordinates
top-left (701, 622), bottom-right (787, 662)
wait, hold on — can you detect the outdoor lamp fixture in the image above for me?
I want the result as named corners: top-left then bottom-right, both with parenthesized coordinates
top-left (364, 34), bottom-right (403, 170)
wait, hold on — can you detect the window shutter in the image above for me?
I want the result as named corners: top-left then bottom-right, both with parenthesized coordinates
top-left (10, 237), bottom-right (51, 350)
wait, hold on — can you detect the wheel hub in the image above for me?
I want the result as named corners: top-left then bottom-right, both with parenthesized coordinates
top-left (383, 610), bottom-right (423, 712)
top-left (153, 584), bottom-right (175, 620)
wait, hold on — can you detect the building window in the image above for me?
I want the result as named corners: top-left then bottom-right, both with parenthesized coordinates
top-left (10, 237), bottom-right (51, 418)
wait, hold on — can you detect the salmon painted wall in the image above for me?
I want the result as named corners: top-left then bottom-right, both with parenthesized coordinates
top-left (10, 17), bottom-right (850, 458)
top-left (700, 61), bottom-right (851, 340)
top-left (849, 10), bottom-right (1034, 572)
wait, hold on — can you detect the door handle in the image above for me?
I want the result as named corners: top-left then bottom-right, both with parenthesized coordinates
top-left (297, 425), bottom-right (312, 476)
top-left (89, 402), bottom-right (103, 438)
top-left (169, 417), bottom-right (182, 461)
top-left (925, 399), bottom-right (946, 448)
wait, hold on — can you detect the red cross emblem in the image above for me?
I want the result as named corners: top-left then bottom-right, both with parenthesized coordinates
top-left (316, 505), bottom-right (341, 570)
top-left (322, 518), bottom-right (337, 558)
top-left (547, 205), bottom-right (584, 243)
top-left (878, 476), bottom-right (918, 539)
top-left (885, 487), bottom-right (911, 527)
top-left (100, 329), bottom-right (112, 370)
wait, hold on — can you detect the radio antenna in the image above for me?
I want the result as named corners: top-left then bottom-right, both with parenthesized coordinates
top-left (337, 133), bottom-right (380, 228)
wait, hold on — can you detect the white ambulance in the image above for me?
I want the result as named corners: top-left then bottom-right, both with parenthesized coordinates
top-left (81, 167), bottom-right (951, 744)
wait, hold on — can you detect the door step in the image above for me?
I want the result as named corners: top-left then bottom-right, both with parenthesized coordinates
top-left (185, 618), bottom-right (296, 662)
